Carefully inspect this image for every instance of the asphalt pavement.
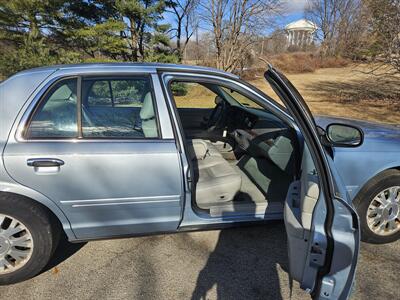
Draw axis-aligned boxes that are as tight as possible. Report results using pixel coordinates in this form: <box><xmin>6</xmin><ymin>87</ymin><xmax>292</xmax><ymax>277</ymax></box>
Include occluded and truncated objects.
<box><xmin>0</xmin><ymin>222</ymin><xmax>398</xmax><ymax>300</ymax></box>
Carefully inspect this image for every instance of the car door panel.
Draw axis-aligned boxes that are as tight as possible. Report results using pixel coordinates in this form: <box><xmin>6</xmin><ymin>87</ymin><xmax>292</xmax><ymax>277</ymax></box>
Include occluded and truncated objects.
<box><xmin>265</xmin><ymin>68</ymin><xmax>359</xmax><ymax>299</ymax></box>
<box><xmin>4</xmin><ymin>140</ymin><xmax>183</xmax><ymax>239</ymax></box>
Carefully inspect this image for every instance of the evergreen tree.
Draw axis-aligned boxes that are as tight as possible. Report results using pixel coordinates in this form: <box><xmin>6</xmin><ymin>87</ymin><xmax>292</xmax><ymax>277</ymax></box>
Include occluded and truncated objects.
<box><xmin>0</xmin><ymin>0</ymin><xmax>179</xmax><ymax>76</ymax></box>
<box><xmin>115</xmin><ymin>0</ymin><xmax>167</xmax><ymax>61</ymax></box>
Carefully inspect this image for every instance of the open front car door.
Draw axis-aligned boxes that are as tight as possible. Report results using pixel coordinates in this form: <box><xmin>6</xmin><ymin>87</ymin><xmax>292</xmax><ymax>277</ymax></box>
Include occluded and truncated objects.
<box><xmin>264</xmin><ymin>66</ymin><xmax>360</xmax><ymax>299</ymax></box>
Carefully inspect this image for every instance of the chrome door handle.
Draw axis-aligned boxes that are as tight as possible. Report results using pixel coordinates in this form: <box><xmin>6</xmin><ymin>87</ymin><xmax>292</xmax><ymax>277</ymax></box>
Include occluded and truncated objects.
<box><xmin>27</xmin><ymin>158</ymin><xmax>65</xmax><ymax>168</ymax></box>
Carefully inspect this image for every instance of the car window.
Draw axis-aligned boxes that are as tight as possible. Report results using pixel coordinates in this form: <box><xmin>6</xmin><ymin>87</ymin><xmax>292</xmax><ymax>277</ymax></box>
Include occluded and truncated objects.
<box><xmin>170</xmin><ymin>82</ymin><xmax>217</xmax><ymax>108</ymax></box>
<box><xmin>88</xmin><ymin>81</ymin><xmax>112</xmax><ymax>106</ymax></box>
<box><xmin>26</xmin><ymin>78</ymin><xmax>78</xmax><ymax>139</ymax></box>
<box><xmin>82</xmin><ymin>77</ymin><xmax>159</xmax><ymax>138</ymax></box>
<box><xmin>220</xmin><ymin>86</ymin><xmax>264</xmax><ymax>109</ymax></box>
<box><xmin>111</xmin><ymin>80</ymin><xmax>147</xmax><ymax>107</ymax></box>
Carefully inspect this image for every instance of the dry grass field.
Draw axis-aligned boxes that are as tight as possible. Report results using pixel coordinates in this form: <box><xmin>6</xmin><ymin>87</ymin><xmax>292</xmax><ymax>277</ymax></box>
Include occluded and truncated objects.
<box><xmin>175</xmin><ymin>64</ymin><xmax>400</xmax><ymax>125</ymax></box>
<box><xmin>252</xmin><ymin>64</ymin><xmax>400</xmax><ymax>124</ymax></box>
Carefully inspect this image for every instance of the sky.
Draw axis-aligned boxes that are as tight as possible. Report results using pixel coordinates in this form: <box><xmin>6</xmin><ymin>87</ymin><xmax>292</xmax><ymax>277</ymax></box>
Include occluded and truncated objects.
<box><xmin>163</xmin><ymin>0</ymin><xmax>309</xmax><ymax>38</ymax></box>
<box><xmin>277</xmin><ymin>0</ymin><xmax>308</xmax><ymax>27</ymax></box>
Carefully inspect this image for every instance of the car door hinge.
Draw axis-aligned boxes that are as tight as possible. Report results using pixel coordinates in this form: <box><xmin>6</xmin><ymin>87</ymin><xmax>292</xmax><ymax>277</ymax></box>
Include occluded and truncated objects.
<box><xmin>186</xmin><ymin>169</ymin><xmax>192</xmax><ymax>191</ymax></box>
<box><xmin>319</xmin><ymin>277</ymin><xmax>335</xmax><ymax>299</ymax></box>
<box><xmin>309</xmin><ymin>243</ymin><xmax>325</xmax><ymax>267</ymax></box>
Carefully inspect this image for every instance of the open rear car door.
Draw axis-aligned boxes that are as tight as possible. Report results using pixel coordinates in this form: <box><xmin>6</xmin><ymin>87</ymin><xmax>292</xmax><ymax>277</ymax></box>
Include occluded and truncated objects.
<box><xmin>264</xmin><ymin>66</ymin><xmax>360</xmax><ymax>299</ymax></box>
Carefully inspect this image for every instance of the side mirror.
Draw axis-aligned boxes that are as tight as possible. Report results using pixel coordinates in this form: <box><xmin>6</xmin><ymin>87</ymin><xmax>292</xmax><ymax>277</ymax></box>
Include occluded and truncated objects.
<box><xmin>326</xmin><ymin>123</ymin><xmax>364</xmax><ymax>147</ymax></box>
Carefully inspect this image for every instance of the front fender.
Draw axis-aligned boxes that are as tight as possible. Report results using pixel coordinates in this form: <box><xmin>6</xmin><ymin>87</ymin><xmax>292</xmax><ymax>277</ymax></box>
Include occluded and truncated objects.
<box><xmin>334</xmin><ymin>150</ymin><xmax>400</xmax><ymax>200</ymax></box>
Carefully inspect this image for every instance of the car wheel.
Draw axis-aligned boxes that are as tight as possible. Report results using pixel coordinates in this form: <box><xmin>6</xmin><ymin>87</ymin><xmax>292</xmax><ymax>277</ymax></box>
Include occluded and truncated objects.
<box><xmin>353</xmin><ymin>169</ymin><xmax>400</xmax><ymax>244</ymax></box>
<box><xmin>0</xmin><ymin>194</ymin><xmax>59</xmax><ymax>285</ymax></box>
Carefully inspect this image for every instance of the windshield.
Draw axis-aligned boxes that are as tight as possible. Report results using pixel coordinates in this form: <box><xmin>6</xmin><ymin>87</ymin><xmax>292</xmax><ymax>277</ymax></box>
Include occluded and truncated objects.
<box><xmin>219</xmin><ymin>86</ymin><xmax>264</xmax><ymax>109</ymax></box>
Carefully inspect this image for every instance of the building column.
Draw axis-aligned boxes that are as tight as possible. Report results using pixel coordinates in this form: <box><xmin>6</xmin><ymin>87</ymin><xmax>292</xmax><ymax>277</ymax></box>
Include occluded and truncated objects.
<box><xmin>293</xmin><ymin>31</ymin><xmax>296</xmax><ymax>46</ymax></box>
<box><xmin>301</xmin><ymin>31</ymin><xmax>304</xmax><ymax>47</ymax></box>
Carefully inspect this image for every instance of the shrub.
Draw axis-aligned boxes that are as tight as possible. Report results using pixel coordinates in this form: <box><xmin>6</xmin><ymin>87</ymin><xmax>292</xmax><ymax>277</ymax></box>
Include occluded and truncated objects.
<box><xmin>239</xmin><ymin>52</ymin><xmax>351</xmax><ymax>80</ymax></box>
<box><xmin>171</xmin><ymin>82</ymin><xmax>188</xmax><ymax>96</ymax></box>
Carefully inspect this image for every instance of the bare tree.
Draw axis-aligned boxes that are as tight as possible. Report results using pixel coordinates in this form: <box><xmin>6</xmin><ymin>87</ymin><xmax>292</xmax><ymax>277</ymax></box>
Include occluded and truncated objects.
<box><xmin>199</xmin><ymin>0</ymin><xmax>281</xmax><ymax>72</ymax></box>
<box><xmin>167</xmin><ymin>0</ymin><xmax>199</xmax><ymax>61</ymax></box>
<box><xmin>362</xmin><ymin>0</ymin><xmax>400</xmax><ymax>75</ymax></box>
<box><xmin>305</xmin><ymin>0</ymin><xmax>362</xmax><ymax>57</ymax></box>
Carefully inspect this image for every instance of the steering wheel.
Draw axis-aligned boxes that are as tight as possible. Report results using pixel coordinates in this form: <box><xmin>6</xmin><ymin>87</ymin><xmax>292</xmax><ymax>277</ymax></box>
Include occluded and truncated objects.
<box><xmin>206</xmin><ymin>96</ymin><xmax>226</xmax><ymax>130</ymax></box>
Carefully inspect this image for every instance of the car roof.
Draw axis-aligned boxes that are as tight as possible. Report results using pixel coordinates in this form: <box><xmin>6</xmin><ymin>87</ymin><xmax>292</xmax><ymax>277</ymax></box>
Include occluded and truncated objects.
<box><xmin>16</xmin><ymin>62</ymin><xmax>240</xmax><ymax>79</ymax></box>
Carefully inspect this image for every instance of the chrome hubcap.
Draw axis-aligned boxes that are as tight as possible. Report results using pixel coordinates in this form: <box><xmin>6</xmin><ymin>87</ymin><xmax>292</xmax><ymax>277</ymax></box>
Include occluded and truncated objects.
<box><xmin>367</xmin><ymin>186</ymin><xmax>400</xmax><ymax>236</ymax></box>
<box><xmin>0</xmin><ymin>214</ymin><xmax>34</xmax><ymax>274</ymax></box>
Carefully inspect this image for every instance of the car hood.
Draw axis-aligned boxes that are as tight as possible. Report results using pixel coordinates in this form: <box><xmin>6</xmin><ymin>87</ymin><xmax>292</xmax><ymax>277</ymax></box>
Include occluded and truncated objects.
<box><xmin>315</xmin><ymin>116</ymin><xmax>400</xmax><ymax>149</ymax></box>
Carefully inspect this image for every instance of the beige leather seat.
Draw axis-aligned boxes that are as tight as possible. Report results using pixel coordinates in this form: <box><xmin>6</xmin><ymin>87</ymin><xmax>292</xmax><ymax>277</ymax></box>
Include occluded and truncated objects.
<box><xmin>188</xmin><ymin>139</ymin><xmax>222</xmax><ymax>160</ymax></box>
<box><xmin>189</xmin><ymin>139</ymin><xmax>241</xmax><ymax>209</ymax></box>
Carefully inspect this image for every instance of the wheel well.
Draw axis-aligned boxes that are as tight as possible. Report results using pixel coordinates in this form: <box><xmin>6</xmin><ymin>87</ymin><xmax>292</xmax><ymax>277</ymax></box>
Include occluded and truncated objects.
<box><xmin>0</xmin><ymin>191</ymin><xmax>63</xmax><ymax>234</ymax></box>
<box><xmin>353</xmin><ymin>167</ymin><xmax>400</xmax><ymax>203</ymax></box>
<box><xmin>377</xmin><ymin>167</ymin><xmax>400</xmax><ymax>176</ymax></box>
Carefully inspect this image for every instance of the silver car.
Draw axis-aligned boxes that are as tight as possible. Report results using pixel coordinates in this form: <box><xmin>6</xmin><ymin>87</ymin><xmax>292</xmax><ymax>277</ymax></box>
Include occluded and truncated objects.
<box><xmin>0</xmin><ymin>63</ymin><xmax>361</xmax><ymax>298</ymax></box>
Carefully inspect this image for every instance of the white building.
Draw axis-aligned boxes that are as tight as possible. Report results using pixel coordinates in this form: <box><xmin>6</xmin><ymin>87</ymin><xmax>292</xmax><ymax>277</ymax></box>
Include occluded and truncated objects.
<box><xmin>285</xmin><ymin>19</ymin><xmax>318</xmax><ymax>47</ymax></box>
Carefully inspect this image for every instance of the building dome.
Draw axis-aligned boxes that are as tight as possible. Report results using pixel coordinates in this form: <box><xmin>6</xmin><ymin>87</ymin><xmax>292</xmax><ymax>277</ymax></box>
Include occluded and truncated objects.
<box><xmin>285</xmin><ymin>19</ymin><xmax>318</xmax><ymax>32</ymax></box>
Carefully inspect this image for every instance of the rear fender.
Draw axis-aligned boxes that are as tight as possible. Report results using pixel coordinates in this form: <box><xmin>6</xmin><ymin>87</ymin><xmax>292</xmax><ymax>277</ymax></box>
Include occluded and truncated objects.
<box><xmin>0</xmin><ymin>181</ymin><xmax>76</xmax><ymax>240</ymax></box>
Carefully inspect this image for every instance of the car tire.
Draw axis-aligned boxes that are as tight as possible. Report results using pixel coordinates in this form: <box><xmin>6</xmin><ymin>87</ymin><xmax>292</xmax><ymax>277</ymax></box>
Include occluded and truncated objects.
<box><xmin>353</xmin><ymin>169</ymin><xmax>400</xmax><ymax>244</ymax></box>
<box><xmin>0</xmin><ymin>193</ymin><xmax>60</xmax><ymax>285</ymax></box>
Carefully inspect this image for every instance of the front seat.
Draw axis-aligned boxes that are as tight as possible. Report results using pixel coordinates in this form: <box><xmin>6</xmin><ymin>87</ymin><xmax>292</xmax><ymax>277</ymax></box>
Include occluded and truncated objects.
<box><xmin>140</xmin><ymin>92</ymin><xmax>158</xmax><ymax>137</ymax></box>
<box><xmin>206</xmin><ymin>96</ymin><xmax>225</xmax><ymax>131</ymax></box>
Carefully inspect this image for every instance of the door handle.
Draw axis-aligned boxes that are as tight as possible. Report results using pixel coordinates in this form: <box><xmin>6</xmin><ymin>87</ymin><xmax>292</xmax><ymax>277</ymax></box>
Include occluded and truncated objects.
<box><xmin>27</xmin><ymin>158</ymin><xmax>65</xmax><ymax>168</ymax></box>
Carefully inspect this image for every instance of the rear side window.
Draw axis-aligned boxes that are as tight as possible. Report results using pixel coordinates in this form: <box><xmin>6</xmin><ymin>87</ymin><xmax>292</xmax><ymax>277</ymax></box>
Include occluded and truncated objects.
<box><xmin>25</xmin><ymin>76</ymin><xmax>159</xmax><ymax>140</ymax></box>
<box><xmin>111</xmin><ymin>79</ymin><xmax>147</xmax><ymax>107</ymax></box>
<box><xmin>82</xmin><ymin>77</ymin><xmax>158</xmax><ymax>138</ymax></box>
<box><xmin>25</xmin><ymin>78</ymin><xmax>78</xmax><ymax>139</ymax></box>
<box><xmin>88</xmin><ymin>81</ymin><xmax>112</xmax><ymax>106</ymax></box>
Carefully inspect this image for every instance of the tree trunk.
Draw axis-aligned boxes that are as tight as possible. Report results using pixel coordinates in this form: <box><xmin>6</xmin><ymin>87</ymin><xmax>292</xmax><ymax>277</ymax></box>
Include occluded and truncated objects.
<box><xmin>176</xmin><ymin>17</ymin><xmax>183</xmax><ymax>61</ymax></box>
<box><xmin>129</xmin><ymin>18</ymin><xmax>138</xmax><ymax>61</ymax></box>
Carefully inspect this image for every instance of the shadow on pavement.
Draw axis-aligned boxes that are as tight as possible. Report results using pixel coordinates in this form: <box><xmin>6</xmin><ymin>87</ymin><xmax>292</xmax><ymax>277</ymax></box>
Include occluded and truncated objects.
<box><xmin>41</xmin><ymin>234</ymin><xmax>87</xmax><ymax>273</ymax></box>
<box><xmin>191</xmin><ymin>221</ymin><xmax>289</xmax><ymax>300</ymax></box>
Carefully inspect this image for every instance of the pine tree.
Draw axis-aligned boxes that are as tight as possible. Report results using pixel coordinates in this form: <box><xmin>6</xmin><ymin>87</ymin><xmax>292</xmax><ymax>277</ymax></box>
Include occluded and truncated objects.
<box><xmin>115</xmin><ymin>0</ymin><xmax>167</xmax><ymax>61</ymax></box>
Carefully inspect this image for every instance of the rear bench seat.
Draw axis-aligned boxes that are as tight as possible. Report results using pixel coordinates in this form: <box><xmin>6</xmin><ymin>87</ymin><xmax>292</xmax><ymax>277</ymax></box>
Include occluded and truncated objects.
<box><xmin>189</xmin><ymin>139</ymin><xmax>241</xmax><ymax>209</ymax></box>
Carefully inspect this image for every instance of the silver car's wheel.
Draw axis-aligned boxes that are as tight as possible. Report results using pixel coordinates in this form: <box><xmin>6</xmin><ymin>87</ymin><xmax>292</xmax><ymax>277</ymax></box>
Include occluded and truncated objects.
<box><xmin>0</xmin><ymin>194</ymin><xmax>59</xmax><ymax>285</ymax></box>
<box><xmin>0</xmin><ymin>214</ymin><xmax>34</xmax><ymax>274</ymax></box>
<box><xmin>354</xmin><ymin>169</ymin><xmax>400</xmax><ymax>244</ymax></box>
<box><xmin>367</xmin><ymin>186</ymin><xmax>400</xmax><ymax>236</ymax></box>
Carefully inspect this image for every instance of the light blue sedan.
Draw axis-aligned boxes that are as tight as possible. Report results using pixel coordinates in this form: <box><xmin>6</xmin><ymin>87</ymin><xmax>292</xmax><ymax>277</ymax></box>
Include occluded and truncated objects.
<box><xmin>316</xmin><ymin>116</ymin><xmax>400</xmax><ymax>244</ymax></box>
<box><xmin>0</xmin><ymin>63</ymin><xmax>393</xmax><ymax>299</ymax></box>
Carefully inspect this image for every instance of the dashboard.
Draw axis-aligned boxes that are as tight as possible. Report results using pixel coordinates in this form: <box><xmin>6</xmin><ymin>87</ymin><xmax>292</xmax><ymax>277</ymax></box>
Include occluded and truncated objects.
<box><xmin>227</xmin><ymin>106</ymin><xmax>288</xmax><ymax>132</ymax></box>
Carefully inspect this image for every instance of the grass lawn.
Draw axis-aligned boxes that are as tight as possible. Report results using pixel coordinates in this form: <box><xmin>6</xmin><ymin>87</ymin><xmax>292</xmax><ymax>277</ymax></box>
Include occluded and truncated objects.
<box><xmin>252</xmin><ymin>65</ymin><xmax>400</xmax><ymax>124</ymax></box>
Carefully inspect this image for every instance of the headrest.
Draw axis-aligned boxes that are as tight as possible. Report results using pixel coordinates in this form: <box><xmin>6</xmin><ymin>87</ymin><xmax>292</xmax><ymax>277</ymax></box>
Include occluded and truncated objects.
<box><xmin>140</xmin><ymin>92</ymin><xmax>155</xmax><ymax>120</ymax></box>
<box><xmin>215</xmin><ymin>96</ymin><xmax>223</xmax><ymax>105</ymax></box>
<box><xmin>53</xmin><ymin>84</ymin><xmax>76</xmax><ymax>101</ymax></box>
